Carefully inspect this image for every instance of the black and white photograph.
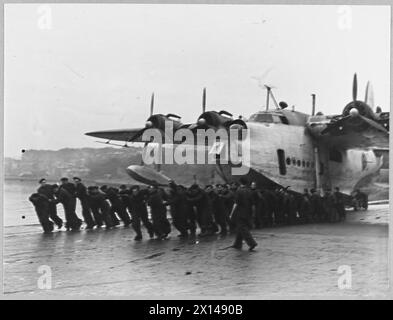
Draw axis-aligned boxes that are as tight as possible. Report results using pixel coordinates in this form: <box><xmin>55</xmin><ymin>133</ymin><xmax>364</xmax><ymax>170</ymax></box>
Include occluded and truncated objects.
<box><xmin>2</xmin><ymin>2</ymin><xmax>391</xmax><ymax>299</ymax></box>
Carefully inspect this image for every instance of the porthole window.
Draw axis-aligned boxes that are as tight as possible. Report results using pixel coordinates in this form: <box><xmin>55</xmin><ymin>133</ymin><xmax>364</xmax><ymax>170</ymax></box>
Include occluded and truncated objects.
<box><xmin>306</xmin><ymin>161</ymin><xmax>310</xmax><ymax>168</ymax></box>
<box><xmin>292</xmin><ymin>158</ymin><xmax>296</xmax><ymax>165</ymax></box>
<box><xmin>297</xmin><ymin>160</ymin><xmax>301</xmax><ymax>167</ymax></box>
<box><xmin>286</xmin><ymin>157</ymin><xmax>291</xmax><ymax>165</ymax></box>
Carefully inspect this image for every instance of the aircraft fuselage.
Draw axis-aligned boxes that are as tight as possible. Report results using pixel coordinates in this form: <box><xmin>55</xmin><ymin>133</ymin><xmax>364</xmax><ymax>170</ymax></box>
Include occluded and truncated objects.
<box><xmin>134</xmin><ymin>109</ymin><xmax>382</xmax><ymax>195</ymax></box>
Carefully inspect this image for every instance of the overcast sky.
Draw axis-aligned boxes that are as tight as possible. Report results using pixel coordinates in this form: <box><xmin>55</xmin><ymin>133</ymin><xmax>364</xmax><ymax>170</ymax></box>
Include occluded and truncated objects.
<box><xmin>4</xmin><ymin>4</ymin><xmax>390</xmax><ymax>158</ymax></box>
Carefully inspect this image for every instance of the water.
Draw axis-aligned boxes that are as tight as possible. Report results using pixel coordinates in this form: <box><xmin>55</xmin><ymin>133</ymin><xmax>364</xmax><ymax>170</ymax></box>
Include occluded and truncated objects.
<box><xmin>3</xmin><ymin>179</ymin><xmax>65</xmax><ymax>227</ymax></box>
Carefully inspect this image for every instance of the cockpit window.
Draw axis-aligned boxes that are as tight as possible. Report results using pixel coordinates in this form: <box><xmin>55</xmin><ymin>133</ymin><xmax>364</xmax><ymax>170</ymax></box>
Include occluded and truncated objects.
<box><xmin>249</xmin><ymin>113</ymin><xmax>274</xmax><ymax>123</ymax></box>
<box><xmin>279</xmin><ymin>116</ymin><xmax>289</xmax><ymax>124</ymax></box>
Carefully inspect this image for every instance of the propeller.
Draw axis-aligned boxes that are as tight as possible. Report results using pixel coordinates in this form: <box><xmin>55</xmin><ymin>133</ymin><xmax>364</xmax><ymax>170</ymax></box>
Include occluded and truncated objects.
<box><xmin>352</xmin><ymin>73</ymin><xmax>358</xmax><ymax>102</ymax></box>
<box><xmin>150</xmin><ymin>92</ymin><xmax>154</xmax><ymax>117</ymax></box>
<box><xmin>364</xmin><ymin>81</ymin><xmax>375</xmax><ymax>110</ymax></box>
<box><xmin>129</xmin><ymin>92</ymin><xmax>184</xmax><ymax>144</ymax></box>
<box><xmin>342</xmin><ymin>73</ymin><xmax>376</xmax><ymax>120</ymax></box>
<box><xmin>324</xmin><ymin>74</ymin><xmax>386</xmax><ymax>135</ymax></box>
<box><xmin>202</xmin><ymin>88</ymin><xmax>206</xmax><ymax>113</ymax></box>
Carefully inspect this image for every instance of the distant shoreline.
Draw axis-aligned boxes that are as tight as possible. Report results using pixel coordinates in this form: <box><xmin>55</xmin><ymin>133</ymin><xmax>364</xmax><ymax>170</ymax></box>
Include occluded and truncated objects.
<box><xmin>4</xmin><ymin>176</ymin><xmax>143</xmax><ymax>187</ymax></box>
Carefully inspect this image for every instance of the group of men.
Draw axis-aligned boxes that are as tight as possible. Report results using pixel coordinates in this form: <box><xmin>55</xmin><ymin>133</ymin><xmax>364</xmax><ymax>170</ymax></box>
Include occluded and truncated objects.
<box><xmin>28</xmin><ymin>176</ymin><xmax>348</xmax><ymax>251</ymax></box>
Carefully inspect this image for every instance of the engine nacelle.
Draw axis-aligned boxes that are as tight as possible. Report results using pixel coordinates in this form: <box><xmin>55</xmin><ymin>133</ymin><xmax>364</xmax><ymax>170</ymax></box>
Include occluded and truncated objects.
<box><xmin>191</xmin><ymin>110</ymin><xmax>233</xmax><ymax>131</ymax></box>
<box><xmin>342</xmin><ymin>101</ymin><xmax>376</xmax><ymax>120</ymax></box>
<box><xmin>145</xmin><ymin>114</ymin><xmax>183</xmax><ymax>132</ymax></box>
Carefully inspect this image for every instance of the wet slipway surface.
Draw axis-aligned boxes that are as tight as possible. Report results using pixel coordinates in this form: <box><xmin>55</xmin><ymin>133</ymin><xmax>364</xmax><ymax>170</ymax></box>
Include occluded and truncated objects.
<box><xmin>3</xmin><ymin>204</ymin><xmax>389</xmax><ymax>298</ymax></box>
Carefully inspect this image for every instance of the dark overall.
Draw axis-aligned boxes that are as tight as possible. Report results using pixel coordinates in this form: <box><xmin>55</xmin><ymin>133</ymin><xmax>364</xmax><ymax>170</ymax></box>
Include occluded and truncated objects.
<box><xmin>334</xmin><ymin>191</ymin><xmax>346</xmax><ymax>221</ymax></box>
<box><xmin>148</xmin><ymin>190</ymin><xmax>171</xmax><ymax>238</ymax></box>
<box><xmin>187</xmin><ymin>188</ymin><xmax>216</xmax><ymax>235</ymax></box>
<box><xmin>129</xmin><ymin>190</ymin><xmax>155</xmax><ymax>239</ymax></box>
<box><xmin>208</xmin><ymin>190</ymin><xmax>227</xmax><ymax>235</ymax></box>
<box><xmin>106</xmin><ymin>188</ymin><xmax>132</xmax><ymax>226</ymax></box>
<box><xmin>232</xmin><ymin>186</ymin><xmax>258</xmax><ymax>249</ymax></box>
<box><xmin>55</xmin><ymin>188</ymin><xmax>82</xmax><ymax>230</ymax></box>
<box><xmin>75</xmin><ymin>183</ymin><xmax>95</xmax><ymax>228</ymax></box>
<box><xmin>87</xmin><ymin>192</ymin><xmax>114</xmax><ymax>228</ymax></box>
<box><xmin>37</xmin><ymin>184</ymin><xmax>63</xmax><ymax>228</ymax></box>
<box><xmin>29</xmin><ymin>193</ymin><xmax>54</xmax><ymax>233</ymax></box>
<box><xmin>166</xmin><ymin>188</ymin><xmax>188</xmax><ymax>237</ymax></box>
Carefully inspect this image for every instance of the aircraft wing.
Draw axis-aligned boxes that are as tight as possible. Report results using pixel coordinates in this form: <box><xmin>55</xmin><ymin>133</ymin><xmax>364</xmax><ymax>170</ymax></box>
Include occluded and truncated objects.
<box><xmin>85</xmin><ymin>128</ymin><xmax>145</xmax><ymax>143</ymax></box>
<box><xmin>320</xmin><ymin>115</ymin><xmax>389</xmax><ymax>149</ymax></box>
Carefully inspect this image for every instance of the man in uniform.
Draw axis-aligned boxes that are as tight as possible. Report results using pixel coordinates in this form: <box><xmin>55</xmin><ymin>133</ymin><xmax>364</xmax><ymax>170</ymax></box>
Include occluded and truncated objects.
<box><xmin>310</xmin><ymin>188</ymin><xmax>323</xmax><ymax>222</ymax></box>
<box><xmin>179</xmin><ymin>184</ymin><xmax>197</xmax><ymax>237</ymax></box>
<box><xmin>147</xmin><ymin>186</ymin><xmax>171</xmax><ymax>239</ymax></box>
<box><xmin>206</xmin><ymin>185</ymin><xmax>226</xmax><ymax>235</ymax></box>
<box><xmin>299</xmin><ymin>189</ymin><xmax>312</xmax><ymax>223</ymax></box>
<box><xmin>99</xmin><ymin>185</ymin><xmax>120</xmax><ymax>226</ymax></box>
<box><xmin>73</xmin><ymin>177</ymin><xmax>96</xmax><ymax>229</ymax></box>
<box><xmin>230</xmin><ymin>177</ymin><xmax>258</xmax><ymax>251</ymax></box>
<box><xmin>106</xmin><ymin>186</ymin><xmax>132</xmax><ymax>227</ymax></box>
<box><xmin>28</xmin><ymin>192</ymin><xmax>54</xmax><ymax>233</ymax></box>
<box><xmin>129</xmin><ymin>186</ymin><xmax>154</xmax><ymax>240</ymax></box>
<box><xmin>219</xmin><ymin>184</ymin><xmax>236</xmax><ymax>232</ymax></box>
<box><xmin>250</xmin><ymin>182</ymin><xmax>267</xmax><ymax>229</ymax></box>
<box><xmin>274</xmin><ymin>187</ymin><xmax>285</xmax><ymax>225</ymax></box>
<box><xmin>261</xmin><ymin>188</ymin><xmax>276</xmax><ymax>227</ymax></box>
<box><xmin>187</xmin><ymin>184</ymin><xmax>216</xmax><ymax>236</ymax></box>
<box><xmin>334</xmin><ymin>187</ymin><xmax>346</xmax><ymax>221</ymax></box>
<box><xmin>53</xmin><ymin>184</ymin><xmax>82</xmax><ymax>231</ymax></box>
<box><xmin>323</xmin><ymin>188</ymin><xmax>337</xmax><ymax>222</ymax></box>
<box><xmin>87</xmin><ymin>186</ymin><xmax>113</xmax><ymax>229</ymax></box>
<box><xmin>119</xmin><ymin>185</ymin><xmax>132</xmax><ymax>218</ymax></box>
<box><xmin>284</xmin><ymin>188</ymin><xmax>297</xmax><ymax>225</ymax></box>
<box><xmin>37</xmin><ymin>178</ymin><xmax>63</xmax><ymax>229</ymax></box>
<box><xmin>165</xmin><ymin>181</ymin><xmax>189</xmax><ymax>239</ymax></box>
<box><xmin>59</xmin><ymin>177</ymin><xmax>77</xmax><ymax>213</ymax></box>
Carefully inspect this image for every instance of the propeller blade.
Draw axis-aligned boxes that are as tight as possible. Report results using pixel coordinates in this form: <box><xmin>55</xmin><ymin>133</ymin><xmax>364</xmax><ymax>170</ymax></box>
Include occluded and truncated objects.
<box><xmin>364</xmin><ymin>81</ymin><xmax>369</xmax><ymax>102</ymax></box>
<box><xmin>352</xmin><ymin>73</ymin><xmax>358</xmax><ymax>101</ymax></box>
<box><xmin>359</xmin><ymin>114</ymin><xmax>387</xmax><ymax>133</ymax></box>
<box><xmin>364</xmin><ymin>81</ymin><xmax>375</xmax><ymax>109</ymax></box>
<box><xmin>202</xmin><ymin>88</ymin><xmax>206</xmax><ymax>113</ymax></box>
<box><xmin>150</xmin><ymin>92</ymin><xmax>154</xmax><ymax>116</ymax></box>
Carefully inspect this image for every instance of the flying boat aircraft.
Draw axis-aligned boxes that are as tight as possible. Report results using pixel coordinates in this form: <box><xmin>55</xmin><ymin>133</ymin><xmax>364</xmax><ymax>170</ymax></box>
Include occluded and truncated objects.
<box><xmin>85</xmin><ymin>74</ymin><xmax>389</xmax><ymax>195</ymax></box>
